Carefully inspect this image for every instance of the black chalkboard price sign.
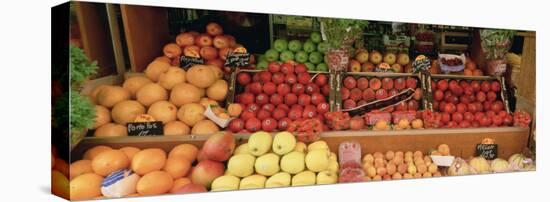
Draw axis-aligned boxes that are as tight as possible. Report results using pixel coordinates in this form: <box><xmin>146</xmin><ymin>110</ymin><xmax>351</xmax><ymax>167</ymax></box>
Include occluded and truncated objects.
<box><xmin>475</xmin><ymin>144</ymin><xmax>498</xmax><ymax>160</ymax></box>
<box><xmin>224</xmin><ymin>53</ymin><xmax>250</xmax><ymax>67</ymax></box>
<box><xmin>180</xmin><ymin>56</ymin><xmax>204</xmax><ymax>69</ymax></box>
<box><xmin>127</xmin><ymin>121</ymin><xmax>164</xmax><ymax>136</ymax></box>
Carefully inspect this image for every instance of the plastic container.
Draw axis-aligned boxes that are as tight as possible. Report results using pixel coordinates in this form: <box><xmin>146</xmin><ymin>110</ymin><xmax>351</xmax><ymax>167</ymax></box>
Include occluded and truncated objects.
<box><xmin>365</xmin><ymin>111</ymin><xmax>391</xmax><ymax>125</ymax></box>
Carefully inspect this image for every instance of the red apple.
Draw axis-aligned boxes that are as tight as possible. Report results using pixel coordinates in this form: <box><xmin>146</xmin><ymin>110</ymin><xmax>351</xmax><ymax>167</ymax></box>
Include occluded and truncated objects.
<box><xmin>280</xmin><ymin>62</ymin><xmax>295</xmax><ymax>74</ymax></box>
<box><xmin>406</xmin><ymin>78</ymin><xmax>418</xmax><ymax>89</ymax></box>
<box><xmin>259</xmin><ymin>71</ymin><xmax>272</xmax><ymax>83</ymax></box>
<box><xmin>434</xmin><ymin>90</ymin><xmax>444</xmax><ymax>101</ymax></box>
<box><xmin>262</xmin><ymin>118</ymin><xmax>277</xmax><ymax>132</ymax></box>
<box><xmin>437</xmin><ymin>80</ymin><xmax>448</xmax><ymax>91</ymax></box>
<box><xmin>344</xmin><ymin>76</ymin><xmax>357</xmax><ymax>89</ymax></box>
<box><xmin>199</xmin><ymin>46</ymin><xmax>218</xmax><ymax>60</ymax></box>
<box><xmin>238</xmin><ymin>92</ymin><xmax>255</xmax><ymax>105</ymax></box>
<box><xmin>357</xmin><ymin>77</ymin><xmax>369</xmax><ymax>90</ymax></box>
<box><xmin>341</xmin><ymin>88</ymin><xmax>350</xmax><ymax>100</ymax></box>
<box><xmin>213</xmin><ymin>35</ymin><xmax>229</xmax><ymax>49</ymax></box>
<box><xmin>491</xmin><ymin>101</ymin><xmax>504</xmax><ymax>112</ymax></box>
<box><xmin>369</xmin><ymin>78</ymin><xmax>382</xmax><ymax>90</ymax></box>
<box><xmin>195</xmin><ymin>34</ymin><xmax>213</xmax><ymax>47</ymax></box>
<box><xmin>486</xmin><ymin>91</ymin><xmax>497</xmax><ymax>102</ymax></box>
<box><xmin>295</xmin><ymin>64</ymin><xmax>307</xmax><ymax>74</ymax></box>
<box><xmin>272</xmin><ymin>108</ymin><xmax>286</xmax><ymax>120</ymax></box>
<box><xmin>452</xmin><ymin>112</ymin><xmax>463</xmax><ymax>123</ymax></box>
<box><xmin>315</xmin><ymin>74</ymin><xmax>328</xmax><ymax>86</ymax></box>
<box><xmin>191</xmin><ymin>160</ymin><xmax>225</xmax><ymax>188</ymax></box>
<box><xmin>175</xmin><ymin>183</ymin><xmax>207</xmax><ymax>194</ymax></box>
<box><xmin>237</xmin><ymin>73</ymin><xmax>251</xmax><ymax>86</ymax></box>
<box><xmin>228</xmin><ymin>118</ymin><xmax>244</xmax><ymax>132</ymax></box>
<box><xmin>298</xmin><ymin>94</ymin><xmax>311</xmax><ymax>106</ymax></box>
<box><xmin>441</xmin><ymin>112</ymin><xmax>451</xmax><ymax>124</ymax></box>
<box><xmin>270</xmin><ymin>94</ymin><xmax>283</xmax><ymax>105</ymax></box>
<box><xmin>408</xmin><ymin>100</ymin><xmax>419</xmax><ymax>111</ymax></box>
<box><xmin>444</xmin><ymin>103</ymin><xmax>456</xmax><ymax>113</ymax></box>
<box><xmin>272</xmin><ymin>72</ymin><xmax>285</xmax><ymax>85</ymax></box>
<box><xmin>278</xmin><ymin>104</ymin><xmax>289</xmax><ymax>112</ymax></box>
<box><xmin>492</xmin><ymin>115</ymin><xmax>503</xmax><ymax>126</ymax></box>
<box><xmin>288</xmin><ymin>108</ymin><xmax>303</xmax><ymax>120</ymax></box>
<box><xmin>302</xmin><ymin>105</ymin><xmax>317</xmax><ymax>118</ymax></box>
<box><xmin>476</xmin><ymin>91</ymin><xmax>486</xmax><ymax>102</ymax></box>
<box><xmin>292</xmin><ymin>83</ymin><xmax>305</xmax><ymax>94</ymax></box>
<box><xmin>317</xmin><ymin>103</ymin><xmax>330</xmax><ymax>114</ymax></box>
<box><xmin>262</xmin><ymin>82</ymin><xmax>277</xmax><ymax>95</ymax></box>
<box><xmin>249</xmin><ymin>82</ymin><xmax>262</xmax><ymax>94</ymax></box>
<box><xmin>362</xmin><ymin>88</ymin><xmax>376</xmax><ymax>101</ymax></box>
<box><xmin>262</xmin><ymin>104</ymin><xmax>275</xmax><ymax>112</ymax></box>
<box><xmin>256</xmin><ymin>93</ymin><xmax>269</xmax><ymax>105</ymax></box>
<box><xmin>305</xmin><ymin>83</ymin><xmax>320</xmax><ymax>94</ymax></box>
<box><xmin>375</xmin><ymin>89</ymin><xmax>388</xmax><ymax>100</ymax></box>
<box><xmin>350</xmin><ymin>116</ymin><xmax>365</xmax><ymax>130</ymax></box>
<box><xmin>286</xmin><ymin>73</ymin><xmax>297</xmax><ymax>84</ymax></box>
<box><xmin>414</xmin><ymin>88</ymin><xmax>422</xmax><ymax>100</ymax></box>
<box><xmin>246</xmin><ymin>103</ymin><xmax>260</xmax><ymax>113</ymax></box>
<box><xmin>206</xmin><ymin>22</ymin><xmax>223</xmax><ymax>36</ymax></box>
<box><xmin>206</xmin><ymin>59</ymin><xmax>224</xmax><ymax>68</ymax></box>
<box><xmin>176</xmin><ymin>32</ymin><xmax>195</xmax><ymax>47</ymax></box>
<box><xmin>268</xmin><ymin>62</ymin><xmax>281</xmax><ymax>73</ymax></box>
<box><xmin>277</xmin><ymin>83</ymin><xmax>291</xmax><ymax>95</ymax></box>
<box><xmin>240</xmin><ymin>110</ymin><xmax>256</xmax><ymax>121</ymax></box>
<box><xmin>322</xmin><ymin>85</ymin><xmax>330</xmax><ymax>96</ymax></box>
<box><xmin>284</xmin><ymin>94</ymin><xmax>298</xmax><ymax>105</ymax></box>
<box><xmin>350</xmin><ymin>88</ymin><xmax>363</xmax><ymax>101</ymax></box>
<box><xmin>245</xmin><ymin>118</ymin><xmax>262</xmax><ymax>132</ymax></box>
<box><xmin>252</xmin><ymin>73</ymin><xmax>260</xmax><ymax>82</ymax></box>
<box><xmin>464</xmin><ymin>112</ymin><xmax>474</xmax><ymax>122</ymax></box>
<box><xmin>311</xmin><ymin>93</ymin><xmax>325</xmax><ymax>105</ymax></box>
<box><xmin>278</xmin><ymin>118</ymin><xmax>292</xmax><ymax>130</ymax></box>
<box><xmin>471</xmin><ymin>81</ymin><xmax>481</xmax><ymax>92</ymax></box>
<box><xmin>457</xmin><ymin>103</ymin><xmax>467</xmax><ymax>113</ymax></box>
<box><xmin>297</xmin><ymin>73</ymin><xmax>312</xmax><ymax>85</ymax></box>
<box><xmin>394</xmin><ymin>78</ymin><xmax>406</xmax><ymax>90</ymax></box>
<box><xmin>344</xmin><ymin>99</ymin><xmax>357</xmax><ymax>109</ymax></box>
<box><xmin>382</xmin><ymin>78</ymin><xmax>394</xmax><ymax>90</ymax></box>
<box><xmin>395</xmin><ymin>101</ymin><xmax>408</xmax><ymax>111</ymax></box>
<box><xmin>481</xmin><ymin>81</ymin><xmax>491</xmax><ymax>92</ymax></box>
<box><xmin>218</xmin><ymin>47</ymin><xmax>233</xmax><ymax>60</ymax></box>
<box><xmin>491</xmin><ymin>81</ymin><xmax>501</xmax><ymax>92</ymax></box>
<box><xmin>388</xmin><ymin>89</ymin><xmax>399</xmax><ymax>97</ymax></box>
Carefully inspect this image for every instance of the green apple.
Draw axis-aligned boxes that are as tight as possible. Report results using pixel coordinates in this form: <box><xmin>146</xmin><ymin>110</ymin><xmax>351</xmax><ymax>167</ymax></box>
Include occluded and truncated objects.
<box><xmin>248</xmin><ymin>131</ymin><xmax>272</xmax><ymax>156</ymax></box>
<box><xmin>317</xmin><ymin>41</ymin><xmax>329</xmax><ymax>53</ymax></box>
<box><xmin>307</xmin><ymin>140</ymin><xmax>329</xmax><ymax>153</ymax></box>
<box><xmin>272</xmin><ymin>131</ymin><xmax>296</xmax><ymax>155</ymax></box>
<box><xmin>305</xmin><ymin>62</ymin><xmax>315</xmax><ymax>71</ymax></box>
<box><xmin>280</xmin><ymin>151</ymin><xmax>305</xmax><ymax>174</ymax></box>
<box><xmin>211</xmin><ymin>175</ymin><xmax>240</xmax><ymax>191</ymax></box>
<box><xmin>288</xmin><ymin>39</ymin><xmax>302</xmax><ymax>52</ymax></box>
<box><xmin>273</xmin><ymin>39</ymin><xmax>288</xmax><ymax>52</ymax></box>
<box><xmin>316</xmin><ymin>170</ymin><xmax>338</xmax><ymax>185</ymax></box>
<box><xmin>291</xmin><ymin>170</ymin><xmax>316</xmax><ymax>186</ymax></box>
<box><xmin>303</xmin><ymin>41</ymin><xmax>316</xmax><ymax>53</ymax></box>
<box><xmin>258</xmin><ymin>54</ymin><xmax>267</xmax><ymax>63</ymax></box>
<box><xmin>256</xmin><ymin>60</ymin><xmax>268</xmax><ymax>70</ymax></box>
<box><xmin>227</xmin><ymin>154</ymin><xmax>256</xmax><ymax>177</ymax></box>
<box><xmin>295</xmin><ymin>51</ymin><xmax>309</xmax><ymax>63</ymax></box>
<box><xmin>305</xmin><ymin>149</ymin><xmax>330</xmax><ymax>172</ymax></box>
<box><xmin>265</xmin><ymin>49</ymin><xmax>279</xmax><ymax>62</ymax></box>
<box><xmin>234</xmin><ymin>143</ymin><xmax>250</xmax><ymax>155</ymax></box>
<box><xmin>316</xmin><ymin>63</ymin><xmax>328</xmax><ymax>72</ymax></box>
<box><xmin>239</xmin><ymin>174</ymin><xmax>266</xmax><ymax>190</ymax></box>
<box><xmin>294</xmin><ymin>142</ymin><xmax>307</xmax><ymax>153</ymax></box>
<box><xmin>327</xmin><ymin>160</ymin><xmax>339</xmax><ymax>173</ymax></box>
<box><xmin>265</xmin><ymin>172</ymin><xmax>291</xmax><ymax>188</ymax></box>
<box><xmin>279</xmin><ymin>50</ymin><xmax>295</xmax><ymax>62</ymax></box>
<box><xmin>254</xmin><ymin>153</ymin><xmax>280</xmax><ymax>176</ymax></box>
<box><xmin>310</xmin><ymin>32</ymin><xmax>322</xmax><ymax>43</ymax></box>
<box><xmin>308</xmin><ymin>52</ymin><xmax>323</xmax><ymax>64</ymax></box>
<box><xmin>288</xmin><ymin>40</ymin><xmax>302</xmax><ymax>52</ymax></box>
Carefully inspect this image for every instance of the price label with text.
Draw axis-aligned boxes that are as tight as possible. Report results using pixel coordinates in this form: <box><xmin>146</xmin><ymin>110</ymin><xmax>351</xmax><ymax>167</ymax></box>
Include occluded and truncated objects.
<box><xmin>127</xmin><ymin>121</ymin><xmax>163</xmax><ymax>136</ymax></box>
<box><xmin>475</xmin><ymin>144</ymin><xmax>498</xmax><ymax>160</ymax></box>
<box><xmin>180</xmin><ymin>56</ymin><xmax>204</xmax><ymax>69</ymax></box>
<box><xmin>224</xmin><ymin>53</ymin><xmax>250</xmax><ymax>67</ymax></box>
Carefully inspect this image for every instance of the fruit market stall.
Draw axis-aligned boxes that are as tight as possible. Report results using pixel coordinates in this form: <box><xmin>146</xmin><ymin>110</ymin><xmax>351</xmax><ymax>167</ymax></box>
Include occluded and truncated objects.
<box><xmin>54</xmin><ymin>2</ymin><xmax>536</xmax><ymax>201</ymax></box>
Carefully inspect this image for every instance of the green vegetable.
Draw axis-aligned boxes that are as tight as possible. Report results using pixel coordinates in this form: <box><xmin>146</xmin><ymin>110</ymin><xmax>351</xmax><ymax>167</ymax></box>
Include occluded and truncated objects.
<box><xmin>53</xmin><ymin>90</ymin><xmax>96</xmax><ymax>145</ymax></box>
<box><xmin>480</xmin><ymin>29</ymin><xmax>516</xmax><ymax>60</ymax></box>
<box><xmin>319</xmin><ymin>18</ymin><xmax>368</xmax><ymax>53</ymax></box>
<box><xmin>70</xmin><ymin>44</ymin><xmax>98</xmax><ymax>88</ymax></box>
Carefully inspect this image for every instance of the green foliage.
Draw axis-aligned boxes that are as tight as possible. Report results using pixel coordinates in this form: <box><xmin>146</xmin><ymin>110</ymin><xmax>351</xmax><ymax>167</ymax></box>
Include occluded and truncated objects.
<box><xmin>54</xmin><ymin>90</ymin><xmax>96</xmax><ymax>134</ymax></box>
<box><xmin>319</xmin><ymin>18</ymin><xmax>369</xmax><ymax>52</ymax></box>
<box><xmin>480</xmin><ymin>29</ymin><xmax>516</xmax><ymax>60</ymax></box>
<box><xmin>70</xmin><ymin>45</ymin><xmax>98</xmax><ymax>88</ymax></box>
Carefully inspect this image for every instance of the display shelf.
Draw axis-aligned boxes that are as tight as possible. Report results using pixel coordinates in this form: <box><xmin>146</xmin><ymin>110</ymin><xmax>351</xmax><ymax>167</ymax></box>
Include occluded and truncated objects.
<box><xmin>72</xmin><ymin>127</ymin><xmax>529</xmax><ymax>161</ymax></box>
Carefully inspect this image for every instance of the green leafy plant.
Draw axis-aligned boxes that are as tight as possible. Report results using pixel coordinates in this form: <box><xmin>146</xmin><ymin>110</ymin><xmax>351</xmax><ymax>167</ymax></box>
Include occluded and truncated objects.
<box><xmin>480</xmin><ymin>29</ymin><xmax>516</xmax><ymax>60</ymax></box>
<box><xmin>319</xmin><ymin>18</ymin><xmax>368</xmax><ymax>52</ymax></box>
<box><xmin>70</xmin><ymin>44</ymin><xmax>98</xmax><ymax>88</ymax></box>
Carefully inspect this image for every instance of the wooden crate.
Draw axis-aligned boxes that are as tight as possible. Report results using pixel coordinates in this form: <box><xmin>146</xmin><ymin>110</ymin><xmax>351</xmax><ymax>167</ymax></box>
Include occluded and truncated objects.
<box><xmin>72</xmin><ymin>127</ymin><xmax>529</xmax><ymax>162</ymax></box>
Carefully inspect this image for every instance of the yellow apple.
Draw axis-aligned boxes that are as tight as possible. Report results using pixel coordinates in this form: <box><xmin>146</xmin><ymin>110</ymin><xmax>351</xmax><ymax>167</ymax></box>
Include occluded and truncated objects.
<box><xmin>239</xmin><ymin>174</ymin><xmax>266</xmax><ymax>190</ymax></box>
<box><xmin>248</xmin><ymin>132</ymin><xmax>272</xmax><ymax>156</ymax></box>
<box><xmin>234</xmin><ymin>143</ymin><xmax>249</xmax><ymax>155</ymax></box>
<box><xmin>227</xmin><ymin>154</ymin><xmax>255</xmax><ymax>177</ymax></box>
<box><xmin>292</xmin><ymin>170</ymin><xmax>316</xmax><ymax>186</ymax></box>
<box><xmin>280</xmin><ymin>151</ymin><xmax>305</xmax><ymax>174</ymax></box>
<box><xmin>211</xmin><ymin>175</ymin><xmax>240</xmax><ymax>191</ymax></box>
<box><xmin>307</xmin><ymin>140</ymin><xmax>329</xmax><ymax>153</ymax></box>
<box><xmin>316</xmin><ymin>171</ymin><xmax>338</xmax><ymax>185</ymax></box>
<box><xmin>407</xmin><ymin>163</ymin><xmax>417</xmax><ymax>175</ymax></box>
<box><xmin>294</xmin><ymin>142</ymin><xmax>307</xmax><ymax>153</ymax></box>
<box><xmin>329</xmin><ymin>152</ymin><xmax>337</xmax><ymax>162</ymax></box>
<box><xmin>397</xmin><ymin>53</ymin><xmax>410</xmax><ymax>66</ymax></box>
<box><xmin>355</xmin><ymin>50</ymin><xmax>369</xmax><ymax>63</ymax></box>
<box><xmin>383</xmin><ymin>53</ymin><xmax>396</xmax><ymax>65</ymax></box>
<box><xmin>272</xmin><ymin>132</ymin><xmax>296</xmax><ymax>155</ymax></box>
<box><xmin>254</xmin><ymin>153</ymin><xmax>280</xmax><ymax>176</ymax></box>
<box><xmin>328</xmin><ymin>160</ymin><xmax>339</xmax><ymax>173</ymax></box>
<box><xmin>305</xmin><ymin>150</ymin><xmax>329</xmax><ymax>172</ymax></box>
<box><xmin>369</xmin><ymin>51</ymin><xmax>383</xmax><ymax>65</ymax></box>
<box><xmin>265</xmin><ymin>172</ymin><xmax>291</xmax><ymax>188</ymax></box>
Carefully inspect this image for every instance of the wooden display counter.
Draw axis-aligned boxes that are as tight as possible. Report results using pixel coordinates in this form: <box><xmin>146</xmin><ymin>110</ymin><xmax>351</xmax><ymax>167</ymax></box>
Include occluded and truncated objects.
<box><xmin>72</xmin><ymin>127</ymin><xmax>529</xmax><ymax>161</ymax></box>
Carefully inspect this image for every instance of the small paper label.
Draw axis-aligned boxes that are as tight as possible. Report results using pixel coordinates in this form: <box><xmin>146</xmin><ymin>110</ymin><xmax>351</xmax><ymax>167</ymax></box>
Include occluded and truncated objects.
<box><xmin>224</xmin><ymin>53</ymin><xmax>250</xmax><ymax>67</ymax></box>
<box><xmin>180</xmin><ymin>56</ymin><xmax>204</xmax><ymax>69</ymax></box>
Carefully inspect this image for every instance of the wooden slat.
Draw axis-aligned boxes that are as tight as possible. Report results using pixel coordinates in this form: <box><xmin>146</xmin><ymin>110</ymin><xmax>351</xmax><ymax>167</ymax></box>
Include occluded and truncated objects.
<box><xmin>74</xmin><ymin>2</ymin><xmax>116</xmax><ymax>76</ymax></box>
<box><xmin>72</xmin><ymin>127</ymin><xmax>529</xmax><ymax>162</ymax></box>
<box><xmin>121</xmin><ymin>5</ymin><xmax>170</xmax><ymax>73</ymax></box>
<box><xmin>517</xmin><ymin>33</ymin><xmax>536</xmax><ymax>104</ymax></box>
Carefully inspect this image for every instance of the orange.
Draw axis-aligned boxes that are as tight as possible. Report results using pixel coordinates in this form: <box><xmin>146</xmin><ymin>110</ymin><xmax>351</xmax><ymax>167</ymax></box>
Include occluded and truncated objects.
<box><xmin>83</xmin><ymin>145</ymin><xmax>113</xmax><ymax>160</ymax></box>
<box><xmin>91</xmin><ymin>150</ymin><xmax>130</xmax><ymax>176</ymax></box>
<box><xmin>170</xmin><ymin>177</ymin><xmax>192</xmax><ymax>193</ymax></box>
<box><xmin>163</xmin><ymin>157</ymin><xmax>192</xmax><ymax>179</ymax></box>
<box><xmin>69</xmin><ymin>160</ymin><xmax>93</xmax><ymax>179</ymax></box>
<box><xmin>168</xmin><ymin>144</ymin><xmax>199</xmax><ymax>162</ymax></box>
<box><xmin>120</xmin><ymin>147</ymin><xmax>141</xmax><ymax>161</ymax></box>
<box><xmin>70</xmin><ymin>173</ymin><xmax>103</xmax><ymax>200</ymax></box>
